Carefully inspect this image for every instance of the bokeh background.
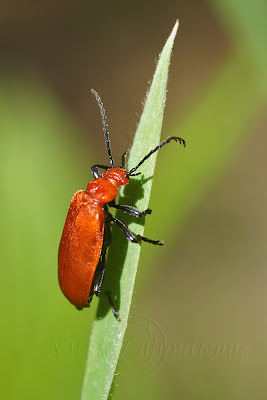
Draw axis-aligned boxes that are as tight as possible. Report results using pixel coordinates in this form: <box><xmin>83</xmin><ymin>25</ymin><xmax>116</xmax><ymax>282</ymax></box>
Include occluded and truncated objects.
<box><xmin>1</xmin><ymin>1</ymin><xmax>266</xmax><ymax>399</ymax></box>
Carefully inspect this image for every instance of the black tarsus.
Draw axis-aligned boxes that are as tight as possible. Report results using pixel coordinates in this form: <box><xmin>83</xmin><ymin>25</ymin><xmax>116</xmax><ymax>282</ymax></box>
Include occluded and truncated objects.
<box><xmin>127</xmin><ymin>136</ymin><xmax>186</xmax><ymax>177</ymax></box>
<box><xmin>96</xmin><ymin>291</ymin><xmax>120</xmax><ymax>320</ymax></box>
<box><xmin>91</xmin><ymin>89</ymin><xmax>115</xmax><ymax>168</ymax></box>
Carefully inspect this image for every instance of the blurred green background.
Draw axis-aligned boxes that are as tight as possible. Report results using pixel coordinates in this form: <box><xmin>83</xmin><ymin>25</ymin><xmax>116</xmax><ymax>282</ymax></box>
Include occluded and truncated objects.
<box><xmin>0</xmin><ymin>1</ymin><xmax>266</xmax><ymax>399</ymax></box>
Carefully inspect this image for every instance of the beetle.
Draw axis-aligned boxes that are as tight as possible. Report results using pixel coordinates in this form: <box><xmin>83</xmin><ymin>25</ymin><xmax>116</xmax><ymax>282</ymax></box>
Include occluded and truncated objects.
<box><xmin>58</xmin><ymin>89</ymin><xmax>186</xmax><ymax>319</ymax></box>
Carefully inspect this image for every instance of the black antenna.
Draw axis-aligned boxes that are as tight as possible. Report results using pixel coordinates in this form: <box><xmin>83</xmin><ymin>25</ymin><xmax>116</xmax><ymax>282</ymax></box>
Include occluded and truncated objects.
<box><xmin>127</xmin><ymin>136</ymin><xmax>186</xmax><ymax>177</ymax></box>
<box><xmin>91</xmin><ymin>89</ymin><xmax>114</xmax><ymax>167</ymax></box>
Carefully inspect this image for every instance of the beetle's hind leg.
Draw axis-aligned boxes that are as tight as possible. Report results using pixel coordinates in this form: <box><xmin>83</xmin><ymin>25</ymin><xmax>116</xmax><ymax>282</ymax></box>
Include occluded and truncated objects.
<box><xmin>96</xmin><ymin>290</ymin><xmax>120</xmax><ymax>320</ymax></box>
<box><xmin>91</xmin><ymin>221</ymin><xmax>120</xmax><ymax>320</ymax></box>
<box><xmin>92</xmin><ymin>251</ymin><xmax>120</xmax><ymax>320</ymax></box>
<box><xmin>110</xmin><ymin>215</ymin><xmax>163</xmax><ymax>246</ymax></box>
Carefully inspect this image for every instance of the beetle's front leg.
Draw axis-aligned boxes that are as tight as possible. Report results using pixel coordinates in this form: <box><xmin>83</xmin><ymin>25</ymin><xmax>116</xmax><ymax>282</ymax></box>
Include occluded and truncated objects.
<box><xmin>91</xmin><ymin>165</ymin><xmax>110</xmax><ymax>179</ymax></box>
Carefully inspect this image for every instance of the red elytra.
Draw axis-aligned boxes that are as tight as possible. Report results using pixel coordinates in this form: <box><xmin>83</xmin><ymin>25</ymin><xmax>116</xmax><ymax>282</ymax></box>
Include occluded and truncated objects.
<box><xmin>58</xmin><ymin>89</ymin><xmax>186</xmax><ymax>319</ymax></box>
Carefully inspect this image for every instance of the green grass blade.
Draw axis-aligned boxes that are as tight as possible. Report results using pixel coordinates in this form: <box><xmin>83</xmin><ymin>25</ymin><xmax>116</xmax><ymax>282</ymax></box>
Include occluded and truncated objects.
<box><xmin>209</xmin><ymin>0</ymin><xmax>267</xmax><ymax>94</ymax></box>
<box><xmin>81</xmin><ymin>21</ymin><xmax>180</xmax><ymax>400</ymax></box>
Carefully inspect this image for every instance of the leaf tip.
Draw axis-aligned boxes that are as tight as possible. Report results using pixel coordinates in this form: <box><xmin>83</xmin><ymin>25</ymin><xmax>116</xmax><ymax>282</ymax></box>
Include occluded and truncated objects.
<box><xmin>173</xmin><ymin>19</ymin><xmax>179</xmax><ymax>35</ymax></box>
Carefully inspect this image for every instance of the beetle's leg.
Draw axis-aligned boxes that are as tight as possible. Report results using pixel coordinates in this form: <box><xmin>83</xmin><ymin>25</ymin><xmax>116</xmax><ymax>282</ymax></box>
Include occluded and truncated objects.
<box><xmin>91</xmin><ymin>220</ymin><xmax>120</xmax><ymax>320</ymax></box>
<box><xmin>92</xmin><ymin>219</ymin><xmax>111</xmax><ymax>294</ymax></box>
<box><xmin>110</xmin><ymin>215</ymin><xmax>163</xmax><ymax>246</ymax></box>
<box><xmin>96</xmin><ymin>291</ymin><xmax>120</xmax><ymax>320</ymax></box>
<box><xmin>92</xmin><ymin>251</ymin><xmax>107</xmax><ymax>296</ymax></box>
<box><xmin>91</xmin><ymin>165</ymin><xmax>110</xmax><ymax>179</ymax></box>
<box><xmin>93</xmin><ymin>251</ymin><xmax>120</xmax><ymax>320</ymax></box>
<box><xmin>109</xmin><ymin>201</ymin><xmax>152</xmax><ymax>218</ymax></box>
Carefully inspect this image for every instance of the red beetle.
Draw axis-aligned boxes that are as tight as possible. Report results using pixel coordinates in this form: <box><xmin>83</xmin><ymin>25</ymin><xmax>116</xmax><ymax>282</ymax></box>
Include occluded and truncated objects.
<box><xmin>58</xmin><ymin>89</ymin><xmax>186</xmax><ymax>319</ymax></box>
